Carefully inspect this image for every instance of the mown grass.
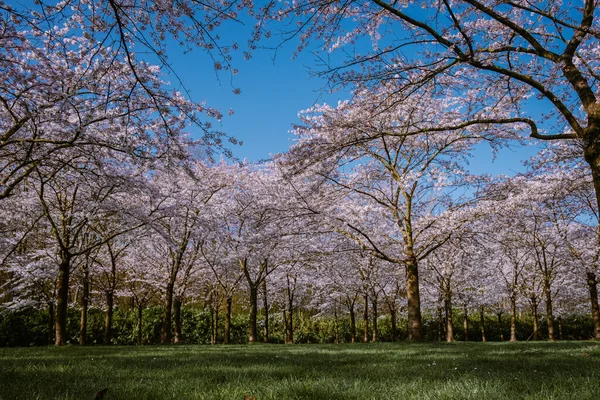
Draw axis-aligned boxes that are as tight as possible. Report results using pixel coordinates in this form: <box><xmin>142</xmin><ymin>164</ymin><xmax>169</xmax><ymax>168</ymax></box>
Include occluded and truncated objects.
<box><xmin>0</xmin><ymin>342</ymin><xmax>599</xmax><ymax>400</ymax></box>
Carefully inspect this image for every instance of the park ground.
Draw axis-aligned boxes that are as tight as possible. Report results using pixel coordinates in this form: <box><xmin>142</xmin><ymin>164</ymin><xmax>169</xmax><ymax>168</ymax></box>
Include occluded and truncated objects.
<box><xmin>0</xmin><ymin>342</ymin><xmax>599</xmax><ymax>400</ymax></box>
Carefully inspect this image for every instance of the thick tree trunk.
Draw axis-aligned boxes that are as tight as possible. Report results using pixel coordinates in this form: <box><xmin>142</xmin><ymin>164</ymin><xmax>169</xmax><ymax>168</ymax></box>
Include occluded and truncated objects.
<box><xmin>248</xmin><ymin>285</ymin><xmax>258</xmax><ymax>343</ymax></box>
<box><xmin>363</xmin><ymin>292</ymin><xmax>369</xmax><ymax>343</ymax></box>
<box><xmin>371</xmin><ymin>296</ymin><xmax>378</xmax><ymax>342</ymax></box>
<box><xmin>79</xmin><ymin>268</ymin><xmax>89</xmax><ymax>345</ymax></box>
<box><xmin>479</xmin><ymin>306</ymin><xmax>486</xmax><ymax>342</ymax></box>
<box><xmin>531</xmin><ymin>297</ymin><xmax>540</xmax><ymax>340</ymax></box>
<box><xmin>173</xmin><ymin>296</ymin><xmax>183</xmax><ymax>344</ymax></box>
<box><xmin>224</xmin><ymin>296</ymin><xmax>232</xmax><ymax>344</ymax></box>
<box><xmin>160</xmin><ymin>281</ymin><xmax>174</xmax><ymax>344</ymax></box>
<box><xmin>463</xmin><ymin>306</ymin><xmax>469</xmax><ymax>341</ymax></box>
<box><xmin>137</xmin><ymin>305</ymin><xmax>143</xmax><ymax>345</ymax></box>
<box><xmin>55</xmin><ymin>255</ymin><xmax>71</xmax><ymax>346</ymax></box>
<box><xmin>445</xmin><ymin>292</ymin><xmax>454</xmax><ymax>342</ymax></box>
<box><xmin>585</xmin><ymin>151</ymin><xmax>600</xmax><ymax>338</ymax></box>
<box><xmin>405</xmin><ymin>257</ymin><xmax>422</xmax><ymax>341</ymax></box>
<box><xmin>497</xmin><ymin>312</ymin><xmax>505</xmax><ymax>342</ymax></box>
<box><xmin>586</xmin><ymin>272</ymin><xmax>600</xmax><ymax>340</ymax></box>
<box><xmin>104</xmin><ymin>290</ymin><xmax>114</xmax><ymax>345</ymax></box>
<box><xmin>510</xmin><ymin>297</ymin><xmax>517</xmax><ymax>342</ymax></box>
<box><xmin>543</xmin><ymin>281</ymin><xmax>555</xmax><ymax>341</ymax></box>
<box><xmin>349</xmin><ymin>305</ymin><xmax>356</xmax><ymax>343</ymax></box>
<box><xmin>262</xmin><ymin>280</ymin><xmax>269</xmax><ymax>343</ymax></box>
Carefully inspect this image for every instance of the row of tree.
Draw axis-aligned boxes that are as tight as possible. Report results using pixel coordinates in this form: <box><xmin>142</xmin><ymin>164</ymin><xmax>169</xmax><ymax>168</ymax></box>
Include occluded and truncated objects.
<box><xmin>2</xmin><ymin>1</ymin><xmax>600</xmax><ymax>345</ymax></box>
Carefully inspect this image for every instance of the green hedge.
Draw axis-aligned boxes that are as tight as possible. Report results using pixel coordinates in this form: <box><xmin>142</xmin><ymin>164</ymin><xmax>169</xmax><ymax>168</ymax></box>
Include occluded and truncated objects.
<box><xmin>0</xmin><ymin>306</ymin><xmax>596</xmax><ymax>347</ymax></box>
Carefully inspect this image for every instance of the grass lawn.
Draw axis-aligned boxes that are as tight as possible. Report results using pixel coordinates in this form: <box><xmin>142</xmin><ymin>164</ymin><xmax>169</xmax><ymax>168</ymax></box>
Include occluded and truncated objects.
<box><xmin>0</xmin><ymin>342</ymin><xmax>599</xmax><ymax>400</ymax></box>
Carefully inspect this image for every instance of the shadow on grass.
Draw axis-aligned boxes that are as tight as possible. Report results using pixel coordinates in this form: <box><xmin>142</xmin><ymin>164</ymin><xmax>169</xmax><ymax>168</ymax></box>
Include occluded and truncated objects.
<box><xmin>0</xmin><ymin>342</ymin><xmax>599</xmax><ymax>399</ymax></box>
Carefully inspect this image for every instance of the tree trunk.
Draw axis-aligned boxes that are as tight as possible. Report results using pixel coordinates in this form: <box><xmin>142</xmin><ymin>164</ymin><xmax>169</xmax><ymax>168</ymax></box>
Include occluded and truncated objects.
<box><xmin>104</xmin><ymin>290</ymin><xmax>114</xmax><ymax>345</ymax></box>
<box><xmin>79</xmin><ymin>268</ymin><xmax>89</xmax><ymax>345</ymax></box>
<box><xmin>160</xmin><ymin>281</ymin><xmax>174</xmax><ymax>344</ymax></box>
<box><xmin>390</xmin><ymin>305</ymin><xmax>397</xmax><ymax>342</ymax></box>
<box><xmin>349</xmin><ymin>305</ymin><xmax>356</xmax><ymax>343</ymax></box>
<box><xmin>497</xmin><ymin>312</ymin><xmax>504</xmax><ymax>342</ymax></box>
<box><xmin>212</xmin><ymin>299</ymin><xmax>219</xmax><ymax>345</ymax></box>
<box><xmin>558</xmin><ymin>315</ymin><xmax>564</xmax><ymax>340</ymax></box>
<box><xmin>262</xmin><ymin>279</ymin><xmax>269</xmax><ymax>343</ymax></box>
<box><xmin>248</xmin><ymin>285</ymin><xmax>258</xmax><ymax>343</ymax></box>
<box><xmin>137</xmin><ymin>305</ymin><xmax>143</xmax><ymax>345</ymax></box>
<box><xmin>363</xmin><ymin>292</ymin><xmax>369</xmax><ymax>343</ymax></box>
<box><xmin>510</xmin><ymin>297</ymin><xmax>517</xmax><ymax>342</ymax></box>
<box><xmin>585</xmin><ymin>151</ymin><xmax>600</xmax><ymax>337</ymax></box>
<box><xmin>544</xmin><ymin>280</ymin><xmax>555</xmax><ymax>341</ymax></box>
<box><xmin>173</xmin><ymin>296</ymin><xmax>183</xmax><ymax>344</ymax></box>
<box><xmin>531</xmin><ymin>297</ymin><xmax>540</xmax><ymax>340</ymax></box>
<box><xmin>445</xmin><ymin>291</ymin><xmax>454</xmax><ymax>342</ymax></box>
<box><xmin>479</xmin><ymin>306</ymin><xmax>486</xmax><ymax>342</ymax></box>
<box><xmin>437</xmin><ymin>301</ymin><xmax>444</xmax><ymax>342</ymax></box>
<box><xmin>586</xmin><ymin>272</ymin><xmax>600</xmax><ymax>340</ymax></box>
<box><xmin>463</xmin><ymin>306</ymin><xmax>469</xmax><ymax>341</ymax></box>
<box><xmin>371</xmin><ymin>295</ymin><xmax>378</xmax><ymax>342</ymax></box>
<box><xmin>55</xmin><ymin>254</ymin><xmax>70</xmax><ymax>346</ymax></box>
<box><xmin>334</xmin><ymin>305</ymin><xmax>340</xmax><ymax>344</ymax></box>
<box><xmin>224</xmin><ymin>296</ymin><xmax>232</xmax><ymax>344</ymax></box>
<box><xmin>405</xmin><ymin>257</ymin><xmax>422</xmax><ymax>341</ymax></box>
<box><xmin>48</xmin><ymin>302</ymin><xmax>55</xmax><ymax>345</ymax></box>
<box><xmin>286</xmin><ymin>284</ymin><xmax>294</xmax><ymax>344</ymax></box>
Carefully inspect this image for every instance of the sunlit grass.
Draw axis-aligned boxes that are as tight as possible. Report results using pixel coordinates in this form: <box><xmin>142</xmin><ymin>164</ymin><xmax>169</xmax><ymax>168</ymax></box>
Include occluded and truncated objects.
<box><xmin>0</xmin><ymin>342</ymin><xmax>599</xmax><ymax>399</ymax></box>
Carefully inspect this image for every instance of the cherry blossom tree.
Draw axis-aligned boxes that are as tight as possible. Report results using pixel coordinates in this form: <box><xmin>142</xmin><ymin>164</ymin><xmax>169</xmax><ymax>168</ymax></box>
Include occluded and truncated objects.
<box><xmin>258</xmin><ymin>0</ymin><xmax>600</xmax><ymax>214</ymax></box>
<box><xmin>1</xmin><ymin>0</ymin><xmax>249</xmax><ymax>199</ymax></box>
<box><xmin>285</xmin><ymin>85</ymin><xmax>488</xmax><ymax>341</ymax></box>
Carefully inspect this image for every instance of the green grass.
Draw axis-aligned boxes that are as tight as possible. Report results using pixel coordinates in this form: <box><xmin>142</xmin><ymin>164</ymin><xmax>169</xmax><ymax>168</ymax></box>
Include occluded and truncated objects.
<box><xmin>1</xmin><ymin>342</ymin><xmax>599</xmax><ymax>400</ymax></box>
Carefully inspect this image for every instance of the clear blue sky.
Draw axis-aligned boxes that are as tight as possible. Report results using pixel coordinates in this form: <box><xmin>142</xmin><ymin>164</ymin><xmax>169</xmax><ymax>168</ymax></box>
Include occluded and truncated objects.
<box><xmin>161</xmin><ymin>11</ymin><xmax>540</xmax><ymax>175</ymax></box>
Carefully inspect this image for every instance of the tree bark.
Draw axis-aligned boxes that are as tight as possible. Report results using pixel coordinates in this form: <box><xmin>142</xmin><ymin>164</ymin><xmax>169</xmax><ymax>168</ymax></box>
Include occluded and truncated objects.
<box><xmin>531</xmin><ymin>297</ymin><xmax>540</xmax><ymax>340</ymax></box>
<box><xmin>390</xmin><ymin>305</ymin><xmax>397</xmax><ymax>342</ymax></box>
<box><xmin>371</xmin><ymin>295</ymin><xmax>378</xmax><ymax>342</ymax></box>
<box><xmin>173</xmin><ymin>296</ymin><xmax>183</xmax><ymax>344</ymax></box>
<box><xmin>437</xmin><ymin>300</ymin><xmax>444</xmax><ymax>342</ymax></box>
<box><xmin>79</xmin><ymin>267</ymin><xmax>89</xmax><ymax>345</ymax></box>
<box><xmin>286</xmin><ymin>280</ymin><xmax>294</xmax><ymax>344</ymax></box>
<box><xmin>334</xmin><ymin>305</ymin><xmax>340</xmax><ymax>344</ymax></box>
<box><xmin>445</xmin><ymin>291</ymin><xmax>454</xmax><ymax>342</ymax></box>
<box><xmin>363</xmin><ymin>292</ymin><xmax>369</xmax><ymax>343</ymax></box>
<box><xmin>262</xmin><ymin>279</ymin><xmax>269</xmax><ymax>343</ymax></box>
<box><xmin>349</xmin><ymin>305</ymin><xmax>356</xmax><ymax>343</ymax></box>
<box><xmin>557</xmin><ymin>315</ymin><xmax>564</xmax><ymax>340</ymax></box>
<box><xmin>586</xmin><ymin>272</ymin><xmax>600</xmax><ymax>340</ymax></box>
<box><xmin>248</xmin><ymin>285</ymin><xmax>258</xmax><ymax>343</ymax></box>
<box><xmin>543</xmin><ymin>280</ymin><xmax>555</xmax><ymax>341</ymax></box>
<box><xmin>48</xmin><ymin>302</ymin><xmax>55</xmax><ymax>345</ymax></box>
<box><xmin>55</xmin><ymin>254</ymin><xmax>70</xmax><ymax>346</ymax></box>
<box><xmin>463</xmin><ymin>305</ymin><xmax>469</xmax><ymax>341</ymax></box>
<box><xmin>137</xmin><ymin>305</ymin><xmax>143</xmax><ymax>345</ymax></box>
<box><xmin>104</xmin><ymin>290</ymin><xmax>114</xmax><ymax>345</ymax></box>
<box><xmin>510</xmin><ymin>297</ymin><xmax>517</xmax><ymax>342</ymax></box>
<box><xmin>479</xmin><ymin>306</ymin><xmax>486</xmax><ymax>342</ymax></box>
<box><xmin>160</xmin><ymin>281</ymin><xmax>174</xmax><ymax>344</ymax></box>
<box><xmin>211</xmin><ymin>298</ymin><xmax>219</xmax><ymax>345</ymax></box>
<box><xmin>405</xmin><ymin>257</ymin><xmax>422</xmax><ymax>341</ymax></box>
<box><xmin>224</xmin><ymin>296</ymin><xmax>232</xmax><ymax>344</ymax></box>
<box><xmin>497</xmin><ymin>312</ymin><xmax>504</xmax><ymax>342</ymax></box>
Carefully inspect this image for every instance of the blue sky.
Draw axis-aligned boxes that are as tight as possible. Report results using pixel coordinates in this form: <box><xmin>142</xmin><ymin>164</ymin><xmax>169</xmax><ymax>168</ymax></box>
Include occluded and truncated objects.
<box><xmin>164</xmin><ymin>14</ymin><xmax>541</xmax><ymax>176</ymax></box>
